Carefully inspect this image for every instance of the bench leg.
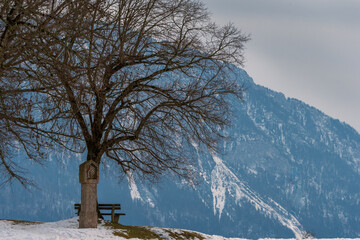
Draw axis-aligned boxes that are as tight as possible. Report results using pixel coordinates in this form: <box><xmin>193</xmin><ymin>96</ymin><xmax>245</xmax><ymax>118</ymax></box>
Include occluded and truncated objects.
<box><xmin>111</xmin><ymin>206</ymin><xmax>115</xmax><ymax>223</ymax></box>
<box><xmin>113</xmin><ymin>214</ymin><xmax>120</xmax><ymax>223</ymax></box>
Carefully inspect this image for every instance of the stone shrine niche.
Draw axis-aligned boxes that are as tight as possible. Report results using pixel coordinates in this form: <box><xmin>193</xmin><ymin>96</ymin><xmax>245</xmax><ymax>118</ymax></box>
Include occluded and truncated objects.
<box><xmin>87</xmin><ymin>163</ymin><xmax>97</xmax><ymax>179</ymax></box>
<box><xmin>79</xmin><ymin>160</ymin><xmax>99</xmax><ymax>184</ymax></box>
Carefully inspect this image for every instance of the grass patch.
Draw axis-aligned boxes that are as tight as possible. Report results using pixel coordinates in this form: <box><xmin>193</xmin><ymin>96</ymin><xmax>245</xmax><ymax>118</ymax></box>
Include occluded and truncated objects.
<box><xmin>105</xmin><ymin>222</ymin><xmax>162</xmax><ymax>239</ymax></box>
<box><xmin>164</xmin><ymin>229</ymin><xmax>206</xmax><ymax>240</ymax></box>
<box><xmin>105</xmin><ymin>221</ymin><xmax>206</xmax><ymax>240</ymax></box>
<box><xmin>0</xmin><ymin>219</ymin><xmax>42</xmax><ymax>225</ymax></box>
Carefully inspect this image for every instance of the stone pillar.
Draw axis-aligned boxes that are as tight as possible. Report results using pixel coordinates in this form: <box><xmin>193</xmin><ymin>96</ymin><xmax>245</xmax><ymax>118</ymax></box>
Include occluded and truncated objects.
<box><xmin>79</xmin><ymin>160</ymin><xmax>99</xmax><ymax>228</ymax></box>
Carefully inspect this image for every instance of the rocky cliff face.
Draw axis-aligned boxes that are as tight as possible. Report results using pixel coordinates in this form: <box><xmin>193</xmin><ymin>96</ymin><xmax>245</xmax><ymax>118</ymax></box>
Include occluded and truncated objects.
<box><xmin>1</xmin><ymin>67</ymin><xmax>360</xmax><ymax>239</ymax></box>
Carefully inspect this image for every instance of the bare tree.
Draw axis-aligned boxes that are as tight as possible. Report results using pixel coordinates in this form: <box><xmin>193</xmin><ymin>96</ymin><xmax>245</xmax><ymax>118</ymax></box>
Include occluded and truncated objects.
<box><xmin>0</xmin><ymin>0</ymin><xmax>83</xmax><ymax>187</ymax></box>
<box><xmin>2</xmin><ymin>0</ymin><xmax>249</xmax><ymax>227</ymax></box>
<box><xmin>0</xmin><ymin>0</ymin><xmax>53</xmax><ymax>186</ymax></box>
<box><xmin>31</xmin><ymin>0</ymin><xmax>248</xmax><ymax>174</ymax></box>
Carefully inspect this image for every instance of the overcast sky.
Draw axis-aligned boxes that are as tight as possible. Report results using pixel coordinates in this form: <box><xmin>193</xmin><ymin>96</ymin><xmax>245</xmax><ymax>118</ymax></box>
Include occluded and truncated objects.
<box><xmin>204</xmin><ymin>0</ymin><xmax>360</xmax><ymax>132</ymax></box>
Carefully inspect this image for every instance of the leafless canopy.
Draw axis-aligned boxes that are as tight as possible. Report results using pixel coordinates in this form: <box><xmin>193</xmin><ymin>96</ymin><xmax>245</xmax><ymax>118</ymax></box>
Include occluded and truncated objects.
<box><xmin>0</xmin><ymin>0</ymin><xmax>54</xmax><ymax>186</ymax></box>
<box><xmin>1</xmin><ymin>0</ymin><xmax>249</xmax><ymax>184</ymax></box>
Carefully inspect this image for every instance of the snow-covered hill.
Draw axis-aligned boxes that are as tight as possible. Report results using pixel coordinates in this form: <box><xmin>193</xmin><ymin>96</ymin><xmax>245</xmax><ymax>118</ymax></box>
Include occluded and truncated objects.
<box><xmin>1</xmin><ymin>67</ymin><xmax>360</xmax><ymax>239</ymax></box>
<box><xmin>0</xmin><ymin>218</ymin><xmax>245</xmax><ymax>240</ymax></box>
<box><xmin>1</xmin><ymin>218</ymin><xmax>360</xmax><ymax>240</ymax></box>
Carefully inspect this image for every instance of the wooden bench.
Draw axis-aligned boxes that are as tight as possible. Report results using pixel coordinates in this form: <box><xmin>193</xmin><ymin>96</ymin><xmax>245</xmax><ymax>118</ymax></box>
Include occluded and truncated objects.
<box><xmin>74</xmin><ymin>203</ymin><xmax>126</xmax><ymax>223</ymax></box>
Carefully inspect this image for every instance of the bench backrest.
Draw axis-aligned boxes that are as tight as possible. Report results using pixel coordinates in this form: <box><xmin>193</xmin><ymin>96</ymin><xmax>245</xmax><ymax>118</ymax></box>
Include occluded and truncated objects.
<box><xmin>74</xmin><ymin>203</ymin><xmax>121</xmax><ymax>210</ymax></box>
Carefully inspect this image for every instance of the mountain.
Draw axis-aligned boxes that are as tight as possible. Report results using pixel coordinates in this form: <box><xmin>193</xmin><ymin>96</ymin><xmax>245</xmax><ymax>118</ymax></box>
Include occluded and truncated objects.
<box><xmin>1</xmin><ymin>67</ymin><xmax>360</xmax><ymax>239</ymax></box>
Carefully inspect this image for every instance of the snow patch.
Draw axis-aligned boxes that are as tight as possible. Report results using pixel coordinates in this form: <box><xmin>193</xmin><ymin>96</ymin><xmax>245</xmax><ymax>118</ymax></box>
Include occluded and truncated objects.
<box><xmin>211</xmin><ymin>166</ymin><xmax>227</xmax><ymax>218</ymax></box>
<box><xmin>126</xmin><ymin>172</ymin><xmax>156</xmax><ymax>208</ymax></box>
<box><xmin>126</xmin><ymin>171</ymin><xmax>142</xmax><ymax>201</ymax></box>
<box><xmin>210</xmin><ymin>153</ymin><xmax>304</xmax><ymax>239</ymax></box>
<box><xmin>0</xmin><ymin>217</ymin><xmax>119</xmax><ymax>240</ymax></box>
<box><xmin>0</xmin><ymin>218</ymin><xmax>249</xmax><ymax>240</ymax></box>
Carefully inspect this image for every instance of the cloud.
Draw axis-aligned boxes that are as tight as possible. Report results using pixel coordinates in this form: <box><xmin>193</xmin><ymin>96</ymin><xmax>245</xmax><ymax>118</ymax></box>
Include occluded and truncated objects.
<box><xmin>204</xmin><ymin>0</ymin><xmax>360</xmax><ymax>131</ymax></box>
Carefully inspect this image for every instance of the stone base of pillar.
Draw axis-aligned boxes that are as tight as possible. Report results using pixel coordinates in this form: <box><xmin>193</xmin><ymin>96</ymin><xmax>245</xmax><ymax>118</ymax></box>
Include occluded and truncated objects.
<box><xmin>79</xmin><ymin>183</ymin><xmax>98</xmax><ymax>228</ymax></box>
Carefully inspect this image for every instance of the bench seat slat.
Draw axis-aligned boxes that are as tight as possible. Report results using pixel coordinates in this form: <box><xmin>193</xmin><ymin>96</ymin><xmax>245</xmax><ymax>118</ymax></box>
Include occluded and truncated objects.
<box><xmin>98</xmin><ymin>204</ymin><xmax>120</xmax><ymax>206</ymax></box>
<box><xmin>101</xmin><ymin>213</ymin><xmax>126</xmax><ymax>216</ymax></box>
<box><xmin>97</xmin><ymin>207</ymin><xmax>121</xmax><ymax>210</ymax></box>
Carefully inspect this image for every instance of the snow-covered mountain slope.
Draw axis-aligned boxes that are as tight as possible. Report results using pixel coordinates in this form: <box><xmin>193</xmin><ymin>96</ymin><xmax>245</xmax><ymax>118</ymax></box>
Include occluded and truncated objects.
<box><xmin>1</xmin><ymin>67</ymin><xmax>360</xmax><ymax>239</ymax></box>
